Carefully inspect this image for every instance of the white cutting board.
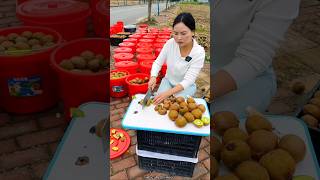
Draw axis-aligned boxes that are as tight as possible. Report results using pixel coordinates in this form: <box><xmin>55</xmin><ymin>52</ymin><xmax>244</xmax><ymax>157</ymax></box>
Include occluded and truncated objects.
<box><xmin>122</xmin><ymin>94</ymin><xmax>210</xmax><ymax>136</ymax></box>
<box><xmin>214</xmin><ymin>115</ymin><xmax>320</xmax><ymax>179</ymax></box>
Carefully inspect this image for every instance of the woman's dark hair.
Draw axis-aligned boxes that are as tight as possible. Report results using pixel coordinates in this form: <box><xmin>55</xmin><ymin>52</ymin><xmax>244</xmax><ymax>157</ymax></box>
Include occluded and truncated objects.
<box><xmin>173</xmin><ymin>12</ymin><xmax>195</xmax><ymax>31</ymax></box>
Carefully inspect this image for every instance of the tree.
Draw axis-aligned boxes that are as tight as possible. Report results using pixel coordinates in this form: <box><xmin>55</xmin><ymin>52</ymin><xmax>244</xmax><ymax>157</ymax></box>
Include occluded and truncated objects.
<box><xmin>148</xmin><ymin>0</ymin><xmax>152</xmax><ymax>21</ymax></box>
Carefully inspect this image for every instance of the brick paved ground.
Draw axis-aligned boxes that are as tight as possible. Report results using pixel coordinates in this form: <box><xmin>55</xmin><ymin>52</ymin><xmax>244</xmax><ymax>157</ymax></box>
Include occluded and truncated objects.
<box><xmin>1</xmin><ymin>0</ymin><xmax>320</xmax><ymax>179</ymax></box>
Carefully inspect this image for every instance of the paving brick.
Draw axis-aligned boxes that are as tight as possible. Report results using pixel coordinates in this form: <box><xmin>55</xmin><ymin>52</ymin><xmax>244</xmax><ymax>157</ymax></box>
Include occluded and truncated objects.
<box><xmin>127</xmin><ymin>130</ymin><xmax>136</xmax><ymax>137</ymax></box>
<box><xmin>0</xmin><ymin>139</ymin><xmax>17</xmax><ymax>154</ymax></box>
<box><xmin>116</xmin><ymin>102</ymin><xmax>129</xmax><ymax>109</ymax></box>
<box><xmin>111</xmin><ymin>120</ymin><xmax>122</xmax><ymax>129</ymax></box>
<box><xmin>0</xmin><ymin>167</ymin><xmax>33</xmax><ymax>180</ymax></box>
<box><xmin>16</xmin><ymin>127</ymin><xmax>64</xmax><ymax>149</ymax></box>
<box><xmin>0</xmin><ymin>6</ymin><xmax>15</xmax><ymax>13</ymax></box>
<box><xmin>131</xmin><ymin>135</ymin><xmax>137</xmax><ymax>145</ymax></box>
<box><xmin>38</xmin><ymin>114</ymin><xmax>65</xmax><ymax>129</ymax></box>
<box><xmin>144</xmin><ymin>172</ymin><xmax>172</xmax><ymax>179</ymax></box>
<box><xmin>49</xmin><ymin>142</ymin><xmax>59</xmax><ymax>155</ymax></box>
<box><xmin>0</xmin><ymin>113</ymin><xmax>10</xmax><ymax>126</ymax></box>
<box><xmin>127</xmin><ymin>165</ymin><xmax>147</xmax><ymax>179</ymax></box>
<box><xmin>204</xmin><ymin>145</ymin><xmax>210</xmax><ymax>155</ymax></box>
<box><xmin>122</xmin><ymin>97</ymin><xmax>131</xmax><ymax>103</ymax></box>
<box><xmin>110</xmin><ymin>170</ymin><xmax>128</xmax><ymax>180</ymax></box>
<box><xmin>111</xmin><ymin>156</ymin><xmax>136</xmax><ymax>173</ymax></box>
<box><xmin>111</xmin><ymin>100</ymin><xmax>122</xmax><ymax>105</ymax></box>
<box><xmin>191</xmin><ymin>163</ymin><xmax>208</xmax><ymax>180</ymax></box>
<box><xmin>31</xmin><ymin>161</ymin><xmax>49</xmax><ymax>179</ymax></box>
<box><xmin>202</xmin><ymin>158</ymin><xmax>210</xmax><ymax>171</ymax></box>
<box><xmin>0</xmin><ymin>147</ymin><xmax>49</xmax><ymax>170</ymax></box>
<box><xmin>111</xmin><ymin>107</ymin><xmax>126</xmax><ymax>117</ymax></box>
<box><xmin>122</xmin><ymin>144</ymin><xmax>136</xmax><ymax>159</ymax></box>
<box><xmin>200</xmin><ymin>137</ymin><xmax>209</xmax><ymax>149</ymax></box>
<box><xmin>198</xmin><ymin>149</ymin><xmax>209</xmax><ymax>162</ymax></box>
<box><xmin>11</xmin><ymin>114</ymin><xmax>37</xmax><ymax>122</ymax></box>
<box><xmin>0</xmin><ymin>120</ymin><xmax>38</xmax><ymax>140</ymax></box>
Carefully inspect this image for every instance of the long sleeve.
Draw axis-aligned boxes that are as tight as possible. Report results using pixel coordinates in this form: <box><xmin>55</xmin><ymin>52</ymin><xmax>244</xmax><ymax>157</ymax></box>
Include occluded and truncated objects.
<box><xmin>150</xmin><ymin>39</ymin><xmax>171</xmax><ymax>77</ymax></box>
<box><xmin>222</xmin><ymin>0</ymin><xmax>300</xmax><ymax>88</ymax></box>
<box><xmin>180</xmin><ymin>48</ymin><xmax>205</xmax><ymax>89</ymax></box>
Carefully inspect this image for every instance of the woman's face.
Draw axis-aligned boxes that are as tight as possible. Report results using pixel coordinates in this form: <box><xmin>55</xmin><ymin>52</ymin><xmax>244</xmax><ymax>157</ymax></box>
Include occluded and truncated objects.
<box><xmin>173</xmin><ymin>22</ymin><xmax>194</xmax><ymax>47</ymax></box>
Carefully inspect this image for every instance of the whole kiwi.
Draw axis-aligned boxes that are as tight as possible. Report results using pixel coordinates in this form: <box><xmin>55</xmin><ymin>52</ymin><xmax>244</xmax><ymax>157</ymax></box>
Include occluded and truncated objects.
<box><xmin>301</xmin><ymin>114</ymin><xmax>318</xmax><ymax>128</ymax></box>
<box><xmin>188</xmin><ymin>103</ymin><xmax>197</xmax><ymax>111</ymax></box>
<box><xmin>278</xmin><ymin>134</ymin><xmax>306</xmax><ymax>163</ymax></box>
<box><xmin>180</xmin><ymin>101</ymin><xmax>188</xmax><ymax>107</ymax></box>
<box><xmin>215</xmin><ymin>174</ymin><xmax>239</xmax><ymax>180</ymax></box>
<box><xmin>248</xmin><ymin>130</ymin><xmax>278</xmax><ymax>160</ymax></box>
<box><xmin>213</xmin><ymin>111</ymin><xmax>239</xmax><ymax>136</ymax></box>
<box><xmin>7</xmin><ymin>33</ymin><xmax>18</xmax><ymax>40</ymax></box>
<box><xmin>191</xmin><ymin>108</ymin><xmax>202</xmax><ymax>119</ymax></box>
<box><xmin>235</xmin><ymin>160</ymin><xmax>270</xmax><ymax>180</ymax></box>
<box><xmin>310</xmin><ymin>98</ymin><xmax>320</xmax><ymax>108</ymax></box>
<box><xmin>211</xmin><ymin>135</ymin><xmax>222</xmax><ymax>161</ymax></box>
<box><xmin>176</xmin><ymin>96</ymin><xmax>185</xmax><ymax>103</ymax></box>
<box><xmin>212</xmin><ymin>157</ymin><xmax>219</xmax><ymax>178</ymax></box>
<box><xmin>315</xmin><ymin>90</ymin><xmax>320</xmax><ymax>98</ymax></box>
<box><xmin>187</xmin><ymin>97</ymin><xmax>195</xmax><ymax>103</ymax></box>
<box><xmin>260</xmin><ymin>149</ymin><xmax>296</xmax><ymax>180</ymax></box>
<box><xmin>245</xmin><ymin>108</ymin><xmax>272</xmax><ymax>134</ymax></box>
<box><xmin>168</xmin><ymin>110</ymin><xmax>179</xmax><ymax>121</ymax></box>
<box><xmin>87</xmin><ymin>59</ymin><xmax>100</xmax><ymax>72</ymax></box>
<box><xmin>198</xmin><ymin>104</ymin><xmax>206</xmax><ymax>113</ymax></box>
<box><xmin>179</xmin><ymin>105</ymin><xmax>189</xmax><ymax>115</ymax></box>
<box><xmin>183</xmin><ymin>112</ymin><xmax>194</xmax><ymax>123</ymax></box>
<box><xmin>169</xmin><ymin>103</ymin><xmax>179</xmax><ymax>111</ymax></box>
<box><xmin>60</xmin><ymin>60</ymin><xmax>74</xmax><ymax>70</ymax></box>
<box><xmin>81</xmin><ymin>50</ymin><xmax>95</xmax><ymax>60</ymax></box>
<box><xmin>303</xmin><ymin>104</ymin><xmax>320</xmax><ymax>119</ymax></box>
<box><xmin>175</xmin><ymin>116</ymin><xmax>187</xmax><ymax>128</ymax></box>
<box><xmin>163</xmin><ymin>102</ymin><xmax>171</xmax><ymax>110</ymax></box>
<box><xmin>21</xmin><ymin>31</ymin><xmax>33</xmax><ymax>39</ymax></box>
<box><xmin>222</xmin><ymin>128</ymin><xmax>248</xmax><ymax>144</ymax></box>
<box><xmin>221</xmin><ymin>140</ymin><xmax>251</xmax><ymax>169</ymax></box>
<box><xmin>158</xmin><ymin>108</ymin><xmax>167</xmax><ymax>115</ymax></box>
<box><xmin>96</xmin><ymin>54</ymin><xmax>104</xmax><ymax>60</ymax></box>
<box><xmin>71</xmin><ymin>56</ymin><xmax>87</xmax><ymax>69</ymax></box>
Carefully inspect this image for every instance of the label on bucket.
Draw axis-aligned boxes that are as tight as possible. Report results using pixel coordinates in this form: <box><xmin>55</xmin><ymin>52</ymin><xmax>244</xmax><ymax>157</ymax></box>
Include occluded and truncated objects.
<box><xmin>8</xmin><ymin>76</ymin><xmax>43</xmax><ymax>97</ymax></box>
<box><xmin>112</xmin><ymin>86</ymin><xmax>124</xmax><ymax>93</ymax></box>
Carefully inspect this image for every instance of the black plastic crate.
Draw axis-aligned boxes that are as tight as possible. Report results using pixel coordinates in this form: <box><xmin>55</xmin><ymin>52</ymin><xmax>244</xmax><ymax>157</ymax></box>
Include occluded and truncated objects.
<box><xmin>138</xmin><ymin>156</ymin><xmax>195</xmax><ymax>177</ymax></box>
<box><xmin>137</xmin><ymin>130</ymin><xmax>201</xmax><ymax>158</ymax></box>
<box><xmin>296</xmin><ymin>80</ymin><xmax>320</xmax><ymax>165</ymax></box>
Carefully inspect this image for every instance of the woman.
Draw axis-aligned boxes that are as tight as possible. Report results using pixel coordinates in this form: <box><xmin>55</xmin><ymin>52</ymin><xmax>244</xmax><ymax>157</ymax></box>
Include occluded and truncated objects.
<box><xmin>148</xmin><ymin>12</ymin><xmax>205</xmax><ymax>105</ymax></box>
<box><xmin>211</xmin><ymin>0</ymin><xmax>300</xmax><ymax>118</ymax></box>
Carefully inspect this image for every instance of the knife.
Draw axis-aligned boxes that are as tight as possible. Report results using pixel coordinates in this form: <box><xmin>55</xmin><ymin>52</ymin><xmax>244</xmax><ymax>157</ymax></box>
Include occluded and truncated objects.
<box><xmin>142</xmin><ymin>88</ymin><xmax>152</xmax><ymax>109</ymax></box>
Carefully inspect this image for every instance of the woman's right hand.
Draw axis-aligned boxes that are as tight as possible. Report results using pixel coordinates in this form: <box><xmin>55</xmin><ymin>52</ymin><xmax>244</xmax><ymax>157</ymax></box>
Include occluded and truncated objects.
<box><xmin>148</xmin><ymin>76</ymin><xmax>157</xmax><ymax>90</ymax></box>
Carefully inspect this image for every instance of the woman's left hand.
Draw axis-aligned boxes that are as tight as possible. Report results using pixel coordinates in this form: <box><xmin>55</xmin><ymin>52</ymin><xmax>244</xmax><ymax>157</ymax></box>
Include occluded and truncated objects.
<box><xmin>153</xmin><ymin>91</ymin><xmax>172</xmax><ymax>105</ymax></box>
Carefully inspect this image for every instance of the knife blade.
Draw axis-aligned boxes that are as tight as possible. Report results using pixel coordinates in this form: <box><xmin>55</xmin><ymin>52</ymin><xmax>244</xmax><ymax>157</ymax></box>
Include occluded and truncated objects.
<box><xmin>142</xmin><ymin>88</ymin><xmax>152</xmax><ymax>109</ymax></box>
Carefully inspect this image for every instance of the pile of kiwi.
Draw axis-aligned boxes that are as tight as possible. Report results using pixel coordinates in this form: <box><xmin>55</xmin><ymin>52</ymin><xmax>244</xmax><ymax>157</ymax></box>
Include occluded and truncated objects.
<box><xmin>301</xmin><ymin>90</ymin><xmax>320</xmax><ymax>129</ymax></box>
<box><xmin>153</xmin><ymin>96</ymin><xmax>209</xmax><ymax>128</ymax></box>
<box><xmin>129</xmin><ymin>77</ymin><xmax>149</xmax><ymax>84</ymax></box>
<box><xmin>0</xmin><ymin>31</ymin><xmax>56</xmax><ymax>54</ymax></box>
<box><xmin>110</xmin><ymin>71</ymin><xmax>128</xmax><ymax>80</ymax></box>
<box><xmin>212</xmin><ymin>108</ymin><xmax>309</xmax><ymax>180</ymax></box>
<box><xmin>59</xmin><ymin>50</ymin><xmax>108</xmax><ymax>73</ymax></box>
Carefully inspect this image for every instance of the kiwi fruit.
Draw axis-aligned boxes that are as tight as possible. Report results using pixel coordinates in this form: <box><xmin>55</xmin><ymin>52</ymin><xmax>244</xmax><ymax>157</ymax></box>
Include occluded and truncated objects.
<box><xmin>158</xmin><ymin>108</ymin><xmax>167</xmax><ymax>115</ymax></box>
<box><xmin>179</xmin><ymin>105</ymin><xmax>189</xmax><ymax>115</ymax></box>
<box><xmin>211</xmin><ymin>135</ymin><xmax>222</xmax><ymax>161</ymax></box>
<box><xmin>259</xmin><ymin>149</ymin><xmax>296</xmax><ymax>180</ymax></box>
<box><xmin>213</xmin><ymin>111</ymin><xmax>239</xmax><ymax>135</ymax></box>
<box><xmin>71</xmin><ymin>56</ymin><xmax>87</xmax><ymax>69</ymax></box>
<box><xmin>291</xmin><ymin>81</ymin><xmax>305</xmax><ymax>94</ymax></box>
<box><xmin>31</xmin><ymin>44</ymin><xmax>42</xmax><ymax>50</ymax></box>
<box><xmin>168</xmin><ymin>110</ymin><xmax>178</xmax><ymax>121</ymax></box>
<box><xmin>303</xmin><ymin>104</ymin><xmax>320</xmax><ymax>119</ymax></box>
<box><xmin>215</xmin><ymin>174</ymin><xmax>240</xmax><ymax>180</ymax></box>
<box><xmin>32</xmin><ymin>32</ymin><xmax>45</xmax><ymax>39</ymax></box>
<box><xmin>212</xmin><ymin>157</ymin><xmax>219</xmax><ymax>178</ymax></box>
<box><xmin>310</xmin><ymin>98</ymin><xmax>320</xmax><ymax>108</ymax></box>
<box><xmin>42</xmin><ymin>34</ymin><xmax>54</xmax><ymax>43</ymax></box>
<box><xmin>234</xmin><ymin>160</ymin><xmax>270</xmax><ymax>180</ymax></box>
<box><xmin>279</xmin><ymin>134</ymin><xmax>306</xmax><ymax>163</ymax></box>
<box><xmin>163</xmin><ymin>99</ymin><xmax>171</xmax><ymax>104</ymax></box>
<box><xmin>188</xmin><ymin>103</ymin><xmax>197</xmax><ymax>111</ymax></box>
<box><xmin>248</xmin><ymin>130</ymin><xmax>278</xmax><ymax>160</ymax></box>
<box><xmin>245</xmin><ymin>108</ymin><xmax>272</xmax><ymax>134</ymax></box>
<box><xmin>163</xmin><ymin>102</ymin><xmax>171</xmax><ymax>110</ymax></box>
<box><xmin>81</xmin><ymin>50</ymin><xmax>95</xmax><ymax>61</ymax></box>
<box><xmin>198</xmin><ymin>104</ymin><xmax>206</xmax><ymax>113</ymax></box>
<box><xmin>99</xmin><ymin>59</ymin><xmax>108</xmax><ymax>69</ymax></box>
<box><xmin>187</xmin><ymin>97</ymin><xmax>195</xmax><ymax>103</ymax></box>
<box><xmin>44</xmin><ymin>41</ymin><xmax>55</xmax><ymax>47</ymax></box>
<box><xmin>28</xmin><ymin>39</ymin><xmax>40</xmax><ymax>46</ymax></box>
<box><xmin>0</xmin><ymin>45</ymin><xmax>5</xmax><ymax>52</ymax></box>
<box><xmin>1</xmin><ymin>40</ymin><xmax>14</xmax><ymax>48</ymax></box>
<box><xmin>87</xmin><ymin>59</ymin><xmax>100</xmax><ymax>72</ymax></box>
<box><xmin>183</xmin><ymin>112</ymin><xmax>194</xmax><ymax>123</ymax></box>
<box><xmin>179</xmin><ymin>101</ymin><xmax>188</xmax><ymax>107</ymax></box>
<box><xmin>176</xmin><ymin>96</ymin><xmax>185</xmax><ymax>103</ymax></box>
<box><xmin>315</xmin><ymin>90</ymin><xmax>320</xmax><ymax>98</ymax></box>
<box><xmin>191</xmin><ymin>108</ymin><xmax>202</xmax><ymax>119</ymax></box>
<box><xmin>7</xmin><ymin>33</ymin><xmax>18</xmax><ymax>40</ymax></box>
<box><xmin>301</xmin><ymin>114</ymin><xmax>318</xmax><ymax>127</ymax></box>
<box><xmin>0</xmin><ymin>35</ymin><xmax>7</xmax><ymax>43</ymax></box>
<box><xmin>60</xmin><ymin>60</ymin><xmax>74</xmax><ymax>70</ymax></box>
<box><xmin>15</xmin><ymin>42</ymin><xmax>30</xmax><ymax>50</ymax></box>
<box><xmin>222</xmin><ymin>128</ymin><xmax>248</xmax><ymax>144</ymax></box>
<box><xmin>15</xmin><ymin>36</ymin><xmax>28</xmax><ymax>43</ymax></box>
<box><xmin>169</xmin><ymin>103</ymin><xmax>179</xmax><ymax>111</ymax></box>
<box><xmin>175</xmin><ymin>116</ymin><xmax>187</xmax><ymax>128</ymax></box>
<box><xmin>96</xmin><ymin>54</ymin><xmax>104</xmax><ymax>60</ymax></box>
<box><xmin>154</xmin><ymin>104</ymin><xmax>162</xmax><ymax>111</ymax></box>
<box><xmin>21</xmin><ymin>31</ymin><xmax>33</xmax><ymax>39</ymax></box>
<box><xmin>221</xmin><ymin>140</ymin><xmax>251</xmax><ymax>169</ymax></box>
